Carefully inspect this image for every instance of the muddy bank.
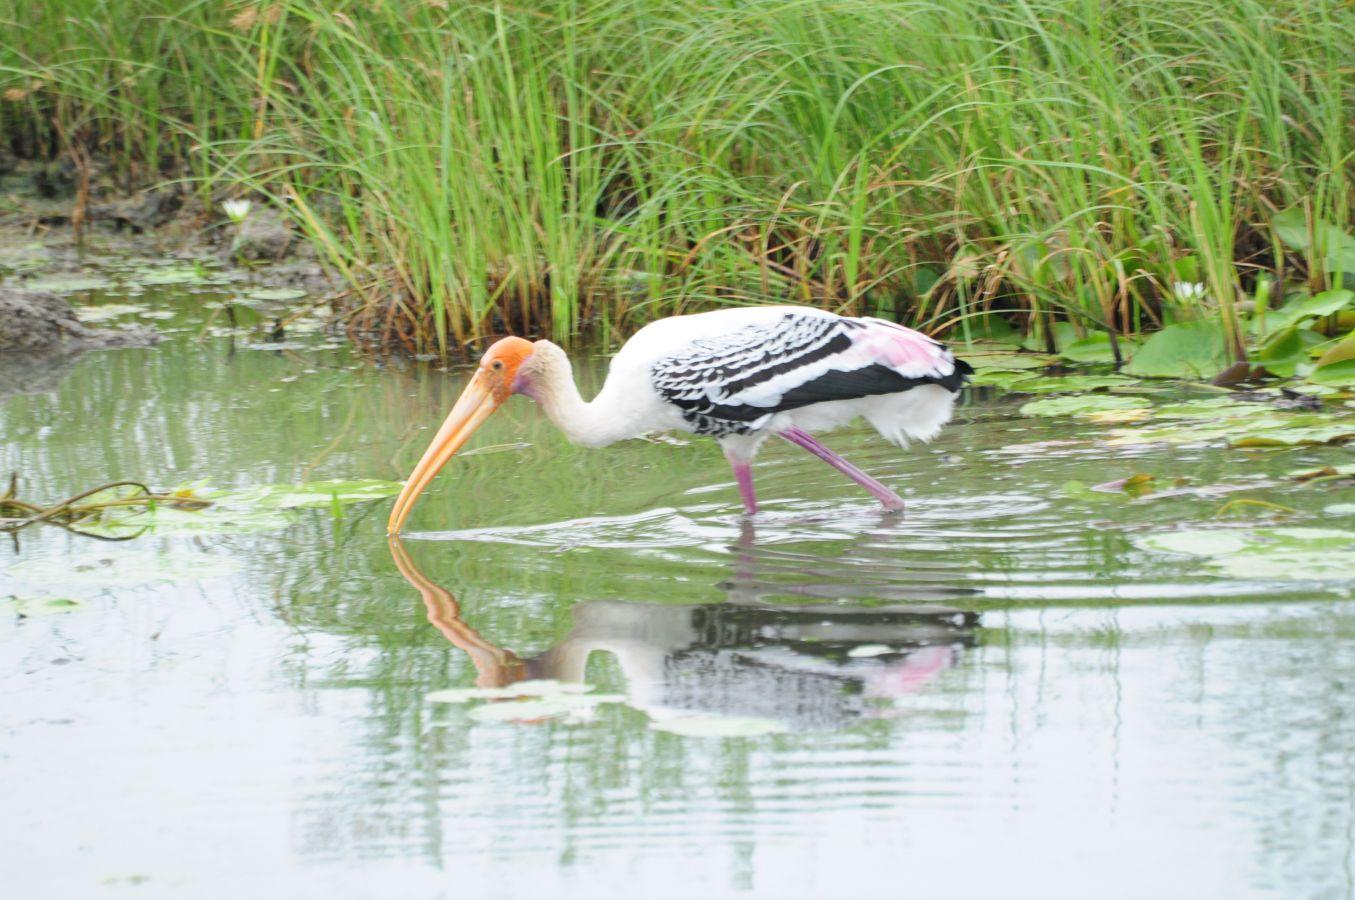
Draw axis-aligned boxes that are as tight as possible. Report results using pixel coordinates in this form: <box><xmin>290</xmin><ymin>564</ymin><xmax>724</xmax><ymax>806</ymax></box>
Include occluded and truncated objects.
<box><xmin>0</xmin><ymin>158</ymin><xmax>341</xmax><ymax>292</ymax></box>
<box><xmin>0</xmin><ymin>287</ymin><xmax>161</xmax><ymax>400</ymax></box>
<box><xmin>0</xmin><ymin>287</ymin><xmax>160</xmax><ymax>352</ymax></box>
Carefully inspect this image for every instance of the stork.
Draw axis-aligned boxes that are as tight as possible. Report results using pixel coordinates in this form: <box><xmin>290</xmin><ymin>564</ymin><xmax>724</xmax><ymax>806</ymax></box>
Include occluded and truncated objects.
<box><xmin>387</xmin><ymin>305</ymin><xmax>971</xmax><ymax>532</ymax></box>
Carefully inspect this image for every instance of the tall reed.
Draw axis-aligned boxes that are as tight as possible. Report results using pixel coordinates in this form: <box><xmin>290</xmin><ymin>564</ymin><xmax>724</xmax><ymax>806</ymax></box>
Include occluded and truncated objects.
<box><xmin>2</xmin><ymin>0</ymin><xmax>1351</xmax><ymax>353</ymax></box>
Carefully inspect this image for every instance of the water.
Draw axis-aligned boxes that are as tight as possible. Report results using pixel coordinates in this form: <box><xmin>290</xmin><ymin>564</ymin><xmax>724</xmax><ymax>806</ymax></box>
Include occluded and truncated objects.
<box><xmin>2</xmin><ymin>287</ymin><xmax>1354</xmax><ymax>898</ymax></box>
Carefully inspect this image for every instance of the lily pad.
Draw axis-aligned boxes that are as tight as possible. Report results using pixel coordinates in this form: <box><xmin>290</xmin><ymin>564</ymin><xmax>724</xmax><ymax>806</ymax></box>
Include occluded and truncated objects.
<box><xmin>135</xmin><ymin>265</ymin><xmax>225</xmax><ymax>286</ymax></box>
<box><xmin>1125</xmin><ymin>320</ymin><xmax>1231</xmax><ymax>379</ymax></box>
<box><xmin>73</xmin><ymin>304</ymin><xmax>146</xmax><ymax>322</ymax></box>
<box><xmin>77</xmin><ymin>504</ymin><xmax>293</xmax><ymax>537</ymax></box>
<box><xmin>245</xmin><ymin>287</ymin><xmax>307</xmax><ymax>302</ymax></box>
<box><xmin>55</xmin><ymin>480</ymin><xmax>403</xmax><ymax>537</ymax></box>
<box><xmin>1021</xmin><ymin>395</ymin><xmax>1150</xmax><ymax>418</ymax></box>
<box><xmin>968</xmin><ymin>369</ymin><xmax>1043</xmax><ymax>388</ymax></box>
<box><xmin>1135</xmin><ymin>526</ymin><xmax>1355</xmax><ymax>581</ymax></box>
<box><xmin>1289</xmin><ymin>463</ymin><xmax>1355</xmax><ymax>481</ymax></box>
<box><xmin>466</xmin><ymin>692</ymin><xmax>626</xmax><ymax>723</ymax></box>
<box><xmin>1229</xmin><ymin>423</ymin><xmax>1355</xmax><ymax>447</ymax></box>
<box><xmin>427</xmin><ymin>679</ymin><xmax>595</xmax><ymax>703</ymax></box>
<box><xmin>964</xmin><ymin>352</ymin><xmax>1052</xmax><ymax>371</ymax></box>
<box><xmin>1150</xmin><ymin>398</ymin><xmax>1274</xmax><ymax>419</ymax></box>
<box><xmin>215</xmin><ymin>479</ymin><xmax>403</xmax><ymax>510</ymax></box>
<box><xmin>1005</xmin><ymin>374</ymin><xmax>1137</xmax><ymax>394</ymax></box>
<box><xmin>22</xmin><ymin>275</ymin><xmax>114</xmax><ymax>293</ymax></box>
<box><xmin>0</xmin><ymin>242</ymin><xmax>52</xmax><ymax>270</ymax></box>
<box><xmin>1059</xmin><ymin>333</ymin><xmax>1140</xmax><ymax>364</ymax></box>
<box><xmin>649</xmin><ymin>715</ymin><xmax>788</xmax><ymax>737</ymax></box>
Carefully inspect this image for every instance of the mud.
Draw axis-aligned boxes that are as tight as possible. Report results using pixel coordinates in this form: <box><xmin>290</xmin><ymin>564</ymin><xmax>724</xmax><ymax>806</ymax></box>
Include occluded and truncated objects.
<box><xmin>0</xmin><ymin>287</ymin><xmax>160</xmax><ymax>352</ymax></box>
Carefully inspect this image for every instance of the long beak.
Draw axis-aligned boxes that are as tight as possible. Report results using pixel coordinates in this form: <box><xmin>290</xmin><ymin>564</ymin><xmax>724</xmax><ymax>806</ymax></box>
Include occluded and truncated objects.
<box><xmin>387</xmin><ymin>373</ymin><xmax>502</xmax><ymax>534</ymax></box>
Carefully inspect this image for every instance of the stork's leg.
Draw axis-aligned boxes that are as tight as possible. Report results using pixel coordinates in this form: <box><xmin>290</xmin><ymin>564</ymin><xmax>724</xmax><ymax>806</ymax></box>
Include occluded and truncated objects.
<box><xmin>778</xmin><ymin>426</ymin><xmax>905</xmax><ymax>511</ymax></box>
<box><xmin>722</xmin><ymin>446</ymin><xmax>759</xmax><ymax>515</ymax></box>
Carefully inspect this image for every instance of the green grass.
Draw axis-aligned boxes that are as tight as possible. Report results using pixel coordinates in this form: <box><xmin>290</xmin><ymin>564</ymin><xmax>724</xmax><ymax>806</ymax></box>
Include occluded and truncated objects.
<box><xmin>1</xmin><ymin>0</ymin><xmax>1352</xmax><ymax>355</ymax></box>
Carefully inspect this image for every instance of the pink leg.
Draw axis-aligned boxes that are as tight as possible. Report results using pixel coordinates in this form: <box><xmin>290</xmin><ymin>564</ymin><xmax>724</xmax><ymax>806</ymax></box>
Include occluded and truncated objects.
<box><xmin>778</xmin><ymin>426</ymin><xmax>905</xmax><ymax>511</ymax></box>
<box><xmin>723</xmin><ymin>447</ymin><xmax>759</xmax><ymax>515</ymax></box>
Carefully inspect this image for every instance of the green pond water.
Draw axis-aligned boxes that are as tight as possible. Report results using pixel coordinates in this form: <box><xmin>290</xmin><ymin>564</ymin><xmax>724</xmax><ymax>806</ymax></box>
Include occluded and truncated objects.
<box><xmin>2</xmin><ymin>282</ymin><xmax>1355</xmax><ymax>898</ymax></box>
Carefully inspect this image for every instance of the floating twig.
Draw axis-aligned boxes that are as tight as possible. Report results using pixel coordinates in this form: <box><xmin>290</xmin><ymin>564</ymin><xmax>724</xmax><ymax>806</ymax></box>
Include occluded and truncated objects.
<box><xmin>0</xmin><ymin>475</ymin><xmax>211</xmax><ymax>538</ymax></box>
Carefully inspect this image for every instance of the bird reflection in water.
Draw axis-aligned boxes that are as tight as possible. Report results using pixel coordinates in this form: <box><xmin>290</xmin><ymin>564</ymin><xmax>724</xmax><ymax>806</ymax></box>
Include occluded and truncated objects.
<box><xmin>388</xmin><ymin>530</ymin><xmax>979</xmax><ymax>732</ymax></box>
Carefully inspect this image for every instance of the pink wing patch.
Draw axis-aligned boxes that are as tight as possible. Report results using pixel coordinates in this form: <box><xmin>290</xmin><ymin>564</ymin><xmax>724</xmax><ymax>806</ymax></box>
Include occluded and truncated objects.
<box><xmin>851</xmin><ymin>319</ymin><xmax>951</xmax><ymax>377</ymax></box>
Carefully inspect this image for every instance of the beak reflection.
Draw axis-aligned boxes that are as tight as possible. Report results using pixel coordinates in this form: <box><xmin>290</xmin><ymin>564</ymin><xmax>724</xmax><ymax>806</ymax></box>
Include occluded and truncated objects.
<box><xmin>388</xmin><ymin>533</ymin><xmax>980</xmax><ymax>732</ymax></box>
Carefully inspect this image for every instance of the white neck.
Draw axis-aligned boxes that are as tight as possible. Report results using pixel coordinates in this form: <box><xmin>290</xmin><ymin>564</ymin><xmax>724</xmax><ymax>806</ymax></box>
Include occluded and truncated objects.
<box><xmin>524</xmin><ymin>342</ymin><xmax>634</xmax><ymax>448</ymax></box>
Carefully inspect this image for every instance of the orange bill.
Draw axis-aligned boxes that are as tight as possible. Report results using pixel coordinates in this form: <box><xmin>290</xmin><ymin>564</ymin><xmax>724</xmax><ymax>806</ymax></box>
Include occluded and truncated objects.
<box><xmin>387</xmin><ymin>372</ymin><xmax>503</xmax><ymax>534</ymax></box>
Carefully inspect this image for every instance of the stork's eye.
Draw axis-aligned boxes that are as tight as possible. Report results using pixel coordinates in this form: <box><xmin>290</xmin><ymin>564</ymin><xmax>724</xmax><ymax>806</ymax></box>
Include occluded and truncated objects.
<box><xmin>491</xmin><ymin>360</ymin><xmax>504</xmax><ymax>371</ymax></box>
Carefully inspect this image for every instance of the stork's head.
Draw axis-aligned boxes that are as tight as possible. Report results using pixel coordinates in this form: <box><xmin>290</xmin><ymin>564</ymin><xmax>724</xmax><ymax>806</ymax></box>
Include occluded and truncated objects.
<box><xmin>386</xmin><ymin>336</ymin><xmax>535</xmax><ymax>534</ymax></box>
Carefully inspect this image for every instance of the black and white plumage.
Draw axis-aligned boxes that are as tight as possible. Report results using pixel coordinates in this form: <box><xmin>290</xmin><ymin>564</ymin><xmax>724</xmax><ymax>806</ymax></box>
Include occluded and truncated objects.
<box><xmin>649</xmin><ymin>310</ymin><xmax>970</xmax><ymax>438</ymax></box>
<box><xmin>517</xmin><ymin>305</ymin><xmax>970</xmax><ymax>514</ymax></box>
<box><xmin>387</xmin><ymin>304</ymin><xmax>972</xmax><ymax>532</ymax></box>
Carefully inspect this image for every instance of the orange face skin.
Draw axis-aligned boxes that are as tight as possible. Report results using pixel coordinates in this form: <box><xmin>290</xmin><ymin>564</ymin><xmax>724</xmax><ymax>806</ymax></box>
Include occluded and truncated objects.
<box><xmin>478</xmin><ymin>336</ymin><xmax>536</xmax><ymax>402</ymax></box>
<box><xmin>386</xmin><ymin>336</ymin><xmax>537</xmax><ymax>533</ymax></box>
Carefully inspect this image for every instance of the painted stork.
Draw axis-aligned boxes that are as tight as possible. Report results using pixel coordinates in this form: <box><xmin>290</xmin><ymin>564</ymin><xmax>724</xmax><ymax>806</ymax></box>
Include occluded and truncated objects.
<box><xmin>387</xmin><ymin>305</ymin><xmax>971</xmax><ymax>532</ymax></box>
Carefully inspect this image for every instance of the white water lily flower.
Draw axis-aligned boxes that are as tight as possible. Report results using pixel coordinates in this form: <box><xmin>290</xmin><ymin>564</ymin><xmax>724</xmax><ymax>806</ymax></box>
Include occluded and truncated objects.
<box><xmin>1171</xmin><ymin>281</ymin><xmax>1206</xmax><ymax>302</ymax></box>
<box><xmin>220</xmin><ymin>199</ymin><xmax>252</xmax><ymax>224</ymax></box>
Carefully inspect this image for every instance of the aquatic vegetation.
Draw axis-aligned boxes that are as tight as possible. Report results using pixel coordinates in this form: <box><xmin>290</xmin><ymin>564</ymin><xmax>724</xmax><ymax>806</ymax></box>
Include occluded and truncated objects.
<box><xmin>19</xmin><ymin>275</ymin><xmax>113</xmax><ymax>294</ymax></box>
<box><xmin>1</xmin><ymin>0</ymin><xmax>1350</xmax><ymax>356</ymax></box>
<box><xmin>0</xmin><ymin>478</ymin><xmax>210</xmax><ymax>537</ymax></box>
<box><xmin>0</xmin><ymin>596</ymin><xmax>86</xmax><ymax>617</ymax></box>
<box><xmin>0</xmin><ymin>477</ymin><xmax>404</xmax><ymax>538</ymax></box>
<box><xmin>1135</xmin><ymin>527</ymin><xmax>1355</xmax><ymax>581</ymax></box>
<box><xmin>427</xmin><ymin>681</ymin><xmax>627</xmax><ymax>725</ymax></box>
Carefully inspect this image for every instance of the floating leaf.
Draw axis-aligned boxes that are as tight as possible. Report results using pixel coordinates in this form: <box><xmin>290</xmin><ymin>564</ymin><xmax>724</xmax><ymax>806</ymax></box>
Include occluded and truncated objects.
<box><xmin>1150</xmin><ymin>398</ymin><xmax>1275</xmax><ymax>419</ymax></box>
<box><xmin>466</xmin><ymin>692</ymin><xmax>625</xmax><ymax>723</ymax></box>
<box><xmin>1125</xmin><ymin>320</ymin><xmax>1231</xmax><ymax>379</ymax></box>
<box><xmin>73</xmin><ymin>304</ymin><xmax>145</xmax><ymax>322</ymax></box>
<box><xmin>968</xmin><ymin>369</ymin><xmax>1042</xmax><ymax>388</ymax></box>
<box><xmin>245</xmin><ymin>287</ymin><xmax>307</xmax><ymax>302</ymax></box>
<box><xmin>847</xmin><ymin>644</ymin><xmax>894</xmax><ymax>658</ymax></box>
<box><xmin>1005</xmin><ymin>374</ymin><xmax>1137</xmax><ymax>394</ymax></box>
<box><xmin>427</xmin><ymin>687</ymin><xmax>522</xmax><ymax>703</ymax></box>
<box><xmin>1135</xmin><ymin>526</ymin><xmax>1355</xmax><ymax>580</ymax></box>
<box><xmin>1020</xmin><ymin>395</ymin><xmax>1150</xmax><ymax>418</ymax></box>
<box><xmin>468</xmin><ymin>699</ymin><xmax>577</xmax><ymax>722</ymax></box>
<box><xmin>136</xmin><ymin>266</ymin><xmax>221</xmax><ymax>286</ymax></box>
<box><xmin>77</xmin><ymin>504</ymin><xmax>293</xmax><ymax>537</ymax></box>
<box><xmin>0</xmin><ymin>596</ymin><xmax>87</xmax><ymax>616</ymax></box>
<box><xmin>964</xmin><ymin>352</ymin><xmax>1051</xmax><ymax>372</ymax></box>
<box><xmin>1093</xmin><ymin>472</ymin><xmax>1155</xmax><ymax>496</ymax></box>
<box><xmin>1059</xmin><ymin>333</ymin><xmax>1140</xmax><ymax>364</ymax></box>
<box><xmin>649</xmin><ymin>715</ymin><xmax>788</xmax><ymax>737</ymax></box>
<box><xmin>22</xmin><ymin>275</ymin><xmax>113</xmax><ymax>293</ymax></box>
<box><xmin>0</xmin><ymin>242</ymin><xmax>51</xmax><ymax>270</ymax></box>
<box><xmin>1289</xmin><ymin>464</ymin><xmax>1355</xmax><ymax>481</ymax></box>
<box><xmin>216</xmin><ymin>479</ymin><xmax>403</xmax><ymax>509</ymax></box>
<box><xmin>1229</xmin><ymin>423</ymin><xmax>1355</xmax><ymax>447</ymax></box>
